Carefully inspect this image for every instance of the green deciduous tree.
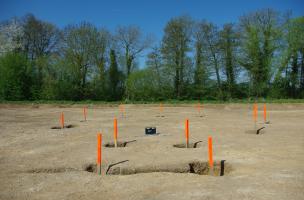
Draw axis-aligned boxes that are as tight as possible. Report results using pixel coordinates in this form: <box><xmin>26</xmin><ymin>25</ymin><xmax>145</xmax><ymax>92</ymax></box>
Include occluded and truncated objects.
<box><xmin>193</xmin><ymin>21</ymin><xmax>209</xmax><ymax>98</ymax></box>
<box><xmin>92</xmin><ymin>28</ymin><xmax>111</xmax><ymax>98</ymax></box>
<box><xmin>199</xmin><ymin>21</ymin><xmax>223</xmax><ymax>99</ymax></box>
<box><xmin>146</xmin><ymin>46</ymin><xmax>163</xmax><ymax>90</ymax></box>
<box><xmin>63</xmin><ymin>22</ymin><xmax>98</xmax><ymax>100</ymax></box>
<box><xmin>115</xmin><ymin>25</ymin><xmax>152</xmax><ymax>76</ymax></box>
<box><xmin>161</xmin><ymin>16</ymin><xmax>193</xmax><ymax>99</ymax></box>
<box><xmin>126</xmin><ymin>68</ymin><xmax>159</xmax><ymax>101</ymax></box>
<box><xmin>108</xmin><ymin>49</ymin><xmax>123</xmax><ymax>100</ymax></box>
<box><xmin>0</xmin><ymin>10</ymin><xmax>303</xmax><ymax>102</ymax></box>
<box><xmin>21</xmin><ymin>14</ymin><xmax>61</xmax><ymax>98</ymax></box>
<box><xmin>220</xmin><ymin>23</ymin><xmax>239</xmax><ymax>98</ymax></box>
<box><xmin>283</xmin><ymin>16</ymin><xmax>304</xmax><ymax>97</ymax></box>
<box><xmin>239</xmin><ymin>9</ymin><xmax>280</xmax><ymax>98</ymax></box>
<box><xmin>0</xmin><ymin>52</ymin><xmax>31</xmax><ymax>100</ymax></box>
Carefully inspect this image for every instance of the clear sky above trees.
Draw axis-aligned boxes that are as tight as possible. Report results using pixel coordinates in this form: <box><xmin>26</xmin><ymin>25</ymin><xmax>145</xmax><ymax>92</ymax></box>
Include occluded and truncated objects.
<box><xmin>1</xmin><ymin>0</ymin><xmax>303</xmax><ymax>41</ymax></box>
<box><xmin>1</xmin><ymin>0</ymin><xmax>302</xmax><ymax>67</ymax></box>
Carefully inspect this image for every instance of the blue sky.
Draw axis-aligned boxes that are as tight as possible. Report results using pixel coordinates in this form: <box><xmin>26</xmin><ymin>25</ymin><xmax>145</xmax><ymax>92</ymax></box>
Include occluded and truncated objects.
<box><xmin>0</xmin><ymin>0</ymin><xmax>303</xmax><ymax>67</ymax></box>
<box><xmin>1</xmin><ymin>0</ymin><xmax>303</xmax><ymax>41</ymax></box>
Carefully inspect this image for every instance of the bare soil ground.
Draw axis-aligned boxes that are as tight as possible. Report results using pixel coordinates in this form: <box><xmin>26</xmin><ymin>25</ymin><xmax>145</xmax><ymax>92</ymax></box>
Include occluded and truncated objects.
<box><xmin>0</xmin><ymin>103</ymin><xmax>304</xmax><ymax>200</ymax></box>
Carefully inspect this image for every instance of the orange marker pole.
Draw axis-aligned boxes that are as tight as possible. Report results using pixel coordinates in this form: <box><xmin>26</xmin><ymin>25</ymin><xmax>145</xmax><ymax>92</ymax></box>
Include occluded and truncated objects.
<box><xmin>160</xmin><ymin>103</ymin><xmax>163</xmax><ymax>116</ymax></box>
<box><xmin>208</xmin><ymin>136</ymin><xmax>213</xmax><ymax>173</ymax></box>
<box><xmin>253</xmin><ymin>103</ymin><xmax>257</xmax><ymax>129</ymax></box>
<box><xmin>263</xmin><ymin>104</ymin><xmax>267</xmax><ymax>123</ymax></box>
<box><xmin>123</xmin><ymin>105</ymin><xmax>125</xmax><ymax>118</ymax></box>
<box><xmin>83</xmin><ymin>107</ymin><xmax>87</xmax><ymax>121</ymax></box>
<box><xmin>97</xmin><ymin>133</ymin><xmax>102</xmax><ymax>175</ymax></box>
<box><xmin>60</xmin><ymin>112</ymin><xmax>64</xmax><ymax>129</ymax></box>
<box><xmin>114</xmin><ymin>118</ymin><xmax>118</xmax><ymax>148</ymax></box>
<box><xmin>197</xmin><ymin>103</ymin><xmax>200</xmax><ymax>116</ymax></box>
<box><xmin>123</xmin><ymin>105</ymin><xmax>125</xmax><ymax>117</ymax></box>
<box><xmin>185</xmin><ymin>119</ymin><xmax>189</xmax><ymax>148</ymax></box>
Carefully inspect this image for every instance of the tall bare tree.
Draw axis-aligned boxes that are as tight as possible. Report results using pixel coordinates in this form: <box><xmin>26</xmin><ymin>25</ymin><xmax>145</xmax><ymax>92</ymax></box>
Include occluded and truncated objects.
<box><xmin>115</xmin><ymin>25</ymin><xmax>152</xmax><ymax>76</ymax></box>
<box><xmin>22</xmin><ymin>14</ymin><xmax>60</xmax><ymax>60</ymax></box>
<box><xmin>63</xmin><ymin>22</ymin><xmax>98</xmax><ymax>99</ymax></box>
<box><xmin>199</xmin><ymin>21</ymin><xmax>223</xmax><ymax>98</ymax></box>
<box><xmin>220</xmin><ymin>23</ymin><xmax>239</xmax><ymax>98</ymax></box>
<box><xmin>193</xmin><ymin>21</ymin><xmax>208</xmax><ymax>97</ymax></box>
<box><xmin>146</xmin><ymin>45</ymin><xmax>163</xmax><ymax>90</ymax></box>
<box><xmin>91</xmin><ymin>28</ymin><xmax>111</xmax><ymax>94</ymax></box>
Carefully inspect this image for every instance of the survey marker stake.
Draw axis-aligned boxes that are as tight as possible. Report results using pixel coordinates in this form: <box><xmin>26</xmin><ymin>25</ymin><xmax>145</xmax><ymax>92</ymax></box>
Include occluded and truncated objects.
<box><xmin>97</xmin><ymin>133</ymin><xmax>102</xmax><ymax>175</ymax></box>
<box><xmin>263</xmin><ymin>104</ymin><xmax>270</xmax><ymax>124</ymax></box>
<box><xmin>208</xmin><ymin>136</ymin><xmax>213</xmax><ymax>175</ymax></box>
<box><xmin>159</xmin><ymin>103</ymin><xmax>164</xmax><ymax>117</ymax></box>
<box><xmin>197</xmin><ymin>102</ymin><xmax>204</xmax><ymax>117</ymax></box>
<box><xmin>83</xmin><ymin>107</ymin><xmax>87</xmax><ymax>121</ymax></box>
<box><xmin>253</xmin><ymin>103</ymin><xmax>257</xmax><ymax>130</ymax></box>
<box><xmin>114</xmin><ymin>118</ymin><xmax>118</xmax><ymax>148</ymax></box>
<box><xmin>185</xmin><ymin>119</ymin><xmax>189</xmax><ymax>148</ymax></box>
<box><xmin>60</xmin><ymin>112</ymin><xmax>64</xmax><ymax>129</ymax></box>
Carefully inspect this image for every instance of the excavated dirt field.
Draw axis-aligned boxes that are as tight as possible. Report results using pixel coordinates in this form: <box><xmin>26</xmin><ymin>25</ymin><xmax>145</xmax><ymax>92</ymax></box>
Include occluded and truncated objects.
<box><xmin>0</xmin><ymin>103</ymin><xmax>304</xmax><ymax>200</ymax></box>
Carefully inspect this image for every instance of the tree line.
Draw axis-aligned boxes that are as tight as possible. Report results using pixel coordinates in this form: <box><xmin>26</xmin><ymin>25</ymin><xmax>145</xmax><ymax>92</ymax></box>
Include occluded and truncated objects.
<box><xmin>0</xmin><ymin>9</ymin><xmax>303</xmax><ymax>101</ymax></box>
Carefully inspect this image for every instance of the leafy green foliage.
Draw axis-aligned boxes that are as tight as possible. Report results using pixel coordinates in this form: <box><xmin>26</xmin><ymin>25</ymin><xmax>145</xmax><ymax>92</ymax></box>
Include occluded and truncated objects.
<box><xmin>0</xmin><ymin>11</ymin><xmax>303</xmax><ymax>102</ymax></box>
<box><xmin>126</xmin><ymin>68</ymin><xmax>160</xmax><ymax>101</ymax></box>
<box><xmin>0</xmin><ymin>52</ymin><xmax>31</xmax><ymax>100</ymax></box>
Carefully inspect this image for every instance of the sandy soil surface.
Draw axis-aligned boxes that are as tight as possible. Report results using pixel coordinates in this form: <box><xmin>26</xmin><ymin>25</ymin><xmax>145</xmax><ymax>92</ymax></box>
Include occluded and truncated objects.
<box><xmin>0</xmin><ymin>103</ymin><xmax>304</xmax><ymax>200</ymax></box>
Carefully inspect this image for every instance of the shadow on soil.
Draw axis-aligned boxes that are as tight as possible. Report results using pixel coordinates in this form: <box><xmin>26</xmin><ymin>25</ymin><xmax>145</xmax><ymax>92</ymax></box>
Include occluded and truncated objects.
<box><xmin>245</xmin><ymin>127</ymin><xmax>266</xmax><ymax>135</ymax></box>
<box><xmin>51</xmin><ymin>124</ymin><xmax>76</xmax><ymax>129</ymax></box>
<box><xmin>104</xmin><ymin>140</ymin><xmax>136</xmax><ymax>148</ymax></box>
<box><xmin>173</xmin><ymin>141</ymin><xmax>203</xmax><ymax>148</ymax></box>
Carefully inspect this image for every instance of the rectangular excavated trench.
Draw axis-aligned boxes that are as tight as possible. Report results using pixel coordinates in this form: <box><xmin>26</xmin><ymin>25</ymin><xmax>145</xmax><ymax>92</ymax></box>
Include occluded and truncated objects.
<box><xmin>84</xmin><ymin>160</ymin><xmax>231</xmax><ymax>176</ymax></box>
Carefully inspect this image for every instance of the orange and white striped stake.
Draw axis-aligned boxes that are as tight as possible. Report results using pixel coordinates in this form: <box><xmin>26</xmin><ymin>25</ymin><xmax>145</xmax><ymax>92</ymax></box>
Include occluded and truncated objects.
<box><xmin>97</xmin><ymin>133</ymin><xmax>102</xmax><ymax>175</ymax></box>
<box><xmin>253</xmin><ymin>103</ymin><xmax>258</xmax><ymax>129</ymax></box>
<box><xmin>208</xmin><ymin>136</ymin><xmax>213</xmax><ymax>173</ymax></box>
<box><xmin>60</xmin><ymin>112</ymin><xmax>64</xmax><ymax>129</ymax></box>
<box><xmin>263</xmin><ymin>104</ymin><xmax>267</xmax><ymax>123</ymax></box>
<box><xmin>185</xmin><ymin>119</ymin><xmax>189</xmax><ymax>148</ymax></box>
<box><xmin>114</xmin><ymin>118</ymin><xmax>118</xmax><ymax>148</ymax></box>
<box><xmin>83</xmin><ymin>107</ymin><xmax>87</xmax><ymax>121</ymax></box>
